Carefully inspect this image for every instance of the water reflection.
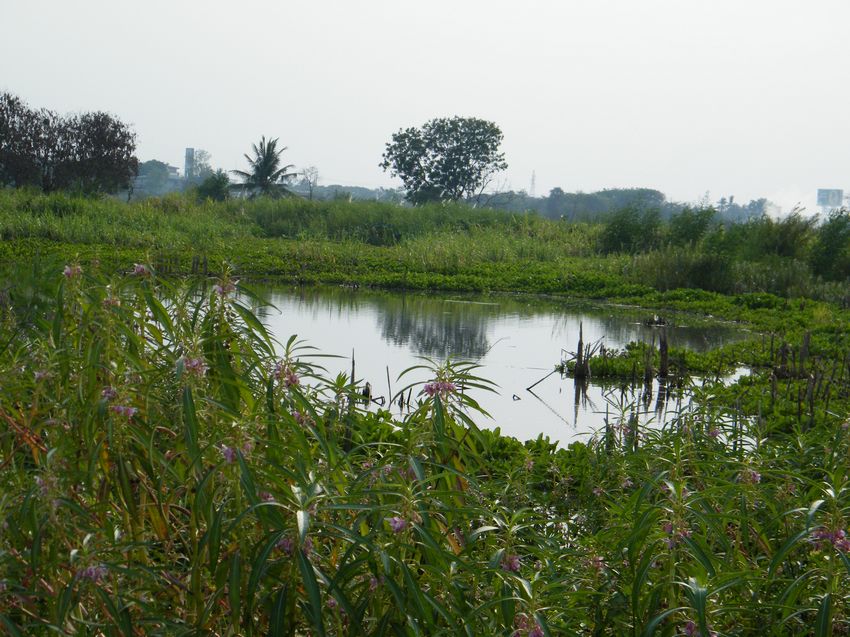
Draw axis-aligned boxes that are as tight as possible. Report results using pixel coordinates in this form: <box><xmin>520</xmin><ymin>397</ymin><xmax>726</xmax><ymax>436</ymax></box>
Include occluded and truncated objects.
<box><xmin>255</xmin><ymin>284</ymin><xmax>747</xmax><ymax>445</ymax></box>
<box><xmin>377</xmin><ymin>297</ymin><xmax>492</xmax><ymax>360</ymax></box>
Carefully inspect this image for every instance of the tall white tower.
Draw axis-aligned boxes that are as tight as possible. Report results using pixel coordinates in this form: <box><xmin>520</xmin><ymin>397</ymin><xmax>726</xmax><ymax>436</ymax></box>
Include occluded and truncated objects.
<box><xmin>184</xmin><ymin>148</ymin><xmax>195</xmax><ymax>181</ymax></box>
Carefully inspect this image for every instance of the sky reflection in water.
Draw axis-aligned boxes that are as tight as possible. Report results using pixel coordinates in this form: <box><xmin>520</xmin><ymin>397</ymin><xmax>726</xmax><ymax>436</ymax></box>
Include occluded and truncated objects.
<box><xmin>255</xmin><ymin>286</ymin><xmax>747</xmax><ymax>445</ymax></box>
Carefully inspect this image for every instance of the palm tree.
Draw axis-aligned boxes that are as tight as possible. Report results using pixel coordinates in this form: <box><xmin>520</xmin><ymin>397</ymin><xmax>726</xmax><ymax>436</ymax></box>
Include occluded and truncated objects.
<box><xmin>231</xmin><ymin>136</ymin><xmax>297</xmax><ymax>198</ymax></box>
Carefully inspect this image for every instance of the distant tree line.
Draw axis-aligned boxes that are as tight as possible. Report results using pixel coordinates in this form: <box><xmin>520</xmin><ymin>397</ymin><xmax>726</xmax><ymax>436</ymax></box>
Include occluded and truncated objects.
<box><xmin>0</xmin><ymin>92</ymin><xmax>137</xmax><ymax>194</ymax></box>
<box><xmin>482</xmin><ymin>186</ymin><xmax>770</xmax><ymax>223</ymax></box>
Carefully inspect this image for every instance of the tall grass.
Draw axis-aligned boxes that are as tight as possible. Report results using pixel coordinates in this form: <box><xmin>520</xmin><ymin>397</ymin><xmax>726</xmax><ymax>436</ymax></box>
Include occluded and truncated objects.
<box><xmin>1</xmin><ymin>265</ymin><xmax>849</xmax><ymax>634</ymax></box>
<box><xmin>2</xmin><ymin>189</ymin><xmax>850</xmax><ymax>303</ymax></box>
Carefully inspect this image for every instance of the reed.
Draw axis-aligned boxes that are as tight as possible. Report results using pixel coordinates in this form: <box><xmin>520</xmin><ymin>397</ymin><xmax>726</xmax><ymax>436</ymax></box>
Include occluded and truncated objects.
<box><xmin>1</xmin><ymin>265</ymin><xmax>849</xmax><ymax>634</ymax></box>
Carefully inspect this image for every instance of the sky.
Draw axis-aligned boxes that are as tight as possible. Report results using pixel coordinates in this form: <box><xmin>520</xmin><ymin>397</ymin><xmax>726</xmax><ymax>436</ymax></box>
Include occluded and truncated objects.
<box><xmin>2</xmin><ymin>0</ymin><xmax>849</xmax><ymax>212</ymax></box>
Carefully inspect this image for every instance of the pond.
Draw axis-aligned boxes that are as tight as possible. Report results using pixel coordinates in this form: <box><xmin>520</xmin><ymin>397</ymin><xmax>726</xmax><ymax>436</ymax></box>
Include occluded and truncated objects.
<box><xmin>253</xmin><ymin>285</ymin><xmax>748</xmax><ymax>445</ymax></box>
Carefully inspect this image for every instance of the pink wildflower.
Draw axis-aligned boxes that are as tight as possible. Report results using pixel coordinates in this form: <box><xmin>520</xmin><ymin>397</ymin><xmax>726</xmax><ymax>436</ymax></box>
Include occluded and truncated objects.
<box><xmin>663</xmin><ymin>521</ymin><xmax>691</xmax><ymax>548</ymax></box>
<box><xmin>291</xmin><ymin>410</ymin><xmax>312</xmax><ymax>426</ymax></box>
<box><xmin>513</xmin><ymin>613</ymin><xmax>529</xmax><ymax>630</ymax></box>
<box><xmin>132</xmin><ymin>263</ymin><xmax>150</xmax><ymax>276</ymax></box>
<box><xmin>812</xmin><ymin>527</ymin><xmax>850</xmax><ymax>552</ymax></box>
<box><xmin>77</xmin><ymin>564</ymin><xmax>108</xmax><ymax>582</ymax></box>
<box><xmin>101</xmin><ymin>386</ymin><xmax>118</xmax><ymax>400</ymax></box>
<box><xmin>501</xmin><ymin>553</ymin><xmax>522</xmax><ymax>573</ymax></box>
<box><xmin>109</xmin><ymin>405</ymin><xmax>137</xmax><ymax>419</ymax></box>
<box><xmin>63</xmin><ymin>264</ymin><xmax>82</xmax><ymax>279</ymax></box>
<box><xmin>274</xmin><ymin>361</ymin><xmax>300</xmax><ymax>388</ymax></box>
<box><xmin>423</xmin><ymin>380</ymin><xmax>457</xmax><ymax>397</ymax></box>
<box><xmin>182</xmin><ymin>356</ymin><xmax>207</xmax><ymax>377</ymax></box>
<box><xmin>213</xmin><ymin>280</ymin><xmax>237</xmax><ymax>297</ymax></box>
<box><xmin>682</xmin><ymin>620</ymin><xmax>717</xmax><ymax>637</ymax></box>
<box><xmin>388</xmin><ymin>516</ymin><xmax>408</xmax><ymax>533</ymax></box>
<box><xmin>220</xmin><ymin>445</ymin><xmax>237</xmax><ymax>464</ymax></box>
<box><xmin>739</xmin><ymin>468</ymin><xmax>761</xmax><ymax>484</ymax></box>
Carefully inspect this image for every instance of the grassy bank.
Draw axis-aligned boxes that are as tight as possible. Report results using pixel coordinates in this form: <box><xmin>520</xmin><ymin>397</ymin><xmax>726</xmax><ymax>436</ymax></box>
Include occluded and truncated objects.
<box><xmin>1</xmin><ymin>270</ymin><xmax>850</xmax><ymax>634</ymax></box>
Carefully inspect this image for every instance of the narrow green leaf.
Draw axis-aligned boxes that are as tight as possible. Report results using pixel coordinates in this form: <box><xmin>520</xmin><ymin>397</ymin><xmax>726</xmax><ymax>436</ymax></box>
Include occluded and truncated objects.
<box><xmin>815</xmin><ymin>593</ymin><xmax>832</xmax><ymax>637</ymax></box>
<box><xmin>296</xmin><ymin>550</ymin><xmax>326</xmax><ymax>637</ymax></box>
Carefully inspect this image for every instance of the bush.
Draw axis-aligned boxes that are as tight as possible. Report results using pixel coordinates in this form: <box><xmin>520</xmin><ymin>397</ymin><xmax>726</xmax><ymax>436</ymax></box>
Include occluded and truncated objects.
<box><xmin>195</xmin><ymin>169</ymin><xmax>231</xmax><ymax>202</ymax></box>
<box><xmin>598</xmin><ymin>205</ymin><xmax>661</xmax><ymax>254</ymax></box>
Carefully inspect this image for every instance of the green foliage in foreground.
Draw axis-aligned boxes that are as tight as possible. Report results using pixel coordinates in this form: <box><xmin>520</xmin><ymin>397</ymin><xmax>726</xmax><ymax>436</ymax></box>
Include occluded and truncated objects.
<box><xmin>1</xmin><ymin>267</ymin><xmax>850</xmax><ymax>634</ymax></box>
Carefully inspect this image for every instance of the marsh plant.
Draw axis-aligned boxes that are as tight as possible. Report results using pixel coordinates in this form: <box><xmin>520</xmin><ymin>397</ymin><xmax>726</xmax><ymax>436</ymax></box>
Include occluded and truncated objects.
<box><xmin>0</xmin><ymin>267</ymin><xmax>849</xmax><ymax>635</ymax></box>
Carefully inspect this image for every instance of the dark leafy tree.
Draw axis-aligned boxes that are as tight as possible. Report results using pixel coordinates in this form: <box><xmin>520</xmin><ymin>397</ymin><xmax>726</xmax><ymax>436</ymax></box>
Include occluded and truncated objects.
<box><xmin>231</xmin><ymin>136</ymin><xmax>297</xmax><ymax>198</ymax></box>
<box><xmin>195</xmin><ymin>169</ymin><xmax>231</xmax><ymax>202</ymax></box>
<box><xmin>380</xmin><ymin>116</ymin><xmax>507</xmax><ymax>205</ymax></box>
<box><xmin>136</xmin><ymin>160</ymin><xmax>172</xmax><ymax>195</ymax></box>
<box><xmin>64</xmin><ymin>111</ymin><xmax>138</xmax><ymax>193</ymax></box>
<box><xmin>0</xmin><ymin>91</ymin><xmax>137</xmax><ymax>193</ymax></box>
<box><xmin>810</xmin><ymin>209</ymin><xmax>850</xmax><ymax>280</ymax></box>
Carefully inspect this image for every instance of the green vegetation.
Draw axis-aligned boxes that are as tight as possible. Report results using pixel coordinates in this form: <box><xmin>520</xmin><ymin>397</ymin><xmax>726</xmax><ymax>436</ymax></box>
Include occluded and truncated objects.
<box><xmin>0</xmin><ymin>92</ymin><xmax>137</xmax><ymax>194</ymax></box>
<box><xmin>1</xmin><ymin>267</ymin><xmax>850</xmax><ymax>634</ymax></box>
<box><xmin>3</xmin><ymin>190</ymin><xmax>850</xmax><ymax>633</ymax></box>
<box><xmin>231</xmin><ymin>136</ymin><xmax>298</xmax><ymax>199</ymax></box>
<box><xmin>3</xmin><ymin>189</ymin><xmax>848</xmax><ymax>310</ymax></box>
<box><xmin>380</xmin><ymin>117</ymin><xmax>507</xmax><ymax>205</ymax></box>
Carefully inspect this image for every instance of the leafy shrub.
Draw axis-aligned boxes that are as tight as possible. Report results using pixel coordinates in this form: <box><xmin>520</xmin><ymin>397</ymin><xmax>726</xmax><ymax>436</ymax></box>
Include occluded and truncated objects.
<box><xmin>598</xmin><ymin>205</ymin><xmax>661</xmax><ymax>254</ymax></box>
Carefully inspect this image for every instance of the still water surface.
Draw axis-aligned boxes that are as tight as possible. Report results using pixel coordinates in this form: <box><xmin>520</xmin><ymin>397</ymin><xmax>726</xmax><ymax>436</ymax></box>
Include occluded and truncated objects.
<box><xmin>254</xmin><ymin>286</ymin><xmax>746</xmax><ymax>445</ymax></box>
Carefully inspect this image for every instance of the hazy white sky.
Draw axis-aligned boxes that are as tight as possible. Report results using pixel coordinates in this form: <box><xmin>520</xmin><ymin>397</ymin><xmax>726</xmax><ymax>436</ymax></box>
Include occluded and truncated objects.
<box><xmin>2</xmin><ymin>0</ymin><xmax>848</xmax><ymax>210</ymax></box>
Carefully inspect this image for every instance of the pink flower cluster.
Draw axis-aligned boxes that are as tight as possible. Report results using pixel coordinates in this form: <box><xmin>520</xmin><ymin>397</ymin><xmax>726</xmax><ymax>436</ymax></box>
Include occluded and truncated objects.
<box><xmin>182</xmin><ymin>356</ymin><xmax>207</xmax><ymax>377</ymax></box>
<box><xmin>109</xmin><ymin>405</ymin><xmax>137</xmax><ymax>419</ymax></box>
<box><xmin>220</xmin><ymin>445</ymin><xmax>237</xmax><ymax>464</ymax></box>
<box><xmin>291</xmin><ymin>410</ymin><xmax>313</xmax><ymax>427</ymax></box>
<box><xmin>513</xmin><ymin>614</ymin><xmax>544</xmax><ymax>637</ymax></box>
<box><xmin>77</xmin><ymin>564</ymin><xmax>108</xmax><ymax>582</ymax></box>
<box><xmin>274</xmin><ymin>362</ymin><xmax>300</xmax><ymax>388</ymax></box>
<box><xmin>682</xmin><ymin>620</ymin><xmax>717</xmax><ymax>637</ymax></box>
<box><xmin>132</xmin><ymin>263</ymin><xmax>150</xmax><ymax>277</ymax></box>
<box><xmin>35</xmin><ymin>476</ymin><xmax>53</xmax><ymax>497</ymax></box>
<box><xmin>388</xmin><ymin>516</ymin><xmax>408</xmax><ymax>533</ymax></box>
<box><xmin>101</xmin><ymin>386</ymin><xmax>118</xmax><ymax>400</ymax></box>
<box><xmin>812</xmin><ymin>527</ymin><xmax>850</xmax><ymax>552</ymax></box>
<box><xmin>501</xmin><ymin>553</ymin><xmax>522</xmax><ymax>573</ymax></box>
<box><xmin>63</xmin><ymin>264</ymin><xmax>82</xmax><ymax>279</ymax></box>
<box><xmin>662</xmin><ymin>521</ymin><xmax>692</xmax><ymax>548</ymax></box>
<box><xmin>739</xmin><ymin>468</ymin><xmax>761</xmax><ymax>484</ymax></box>
<box><xmin>276</xmin><ymin>536</ymin><xmax>294</xmax><ymax>555</ymax></box>
<box><xmin>213</xmin><ymin>280</ymin><xmax>237</xmax><ymax>297</ymax></box>
<box><xmin>423</xmin><ymin>380</ymin><xmax>457</xmax><ymax>397</ymax></box>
